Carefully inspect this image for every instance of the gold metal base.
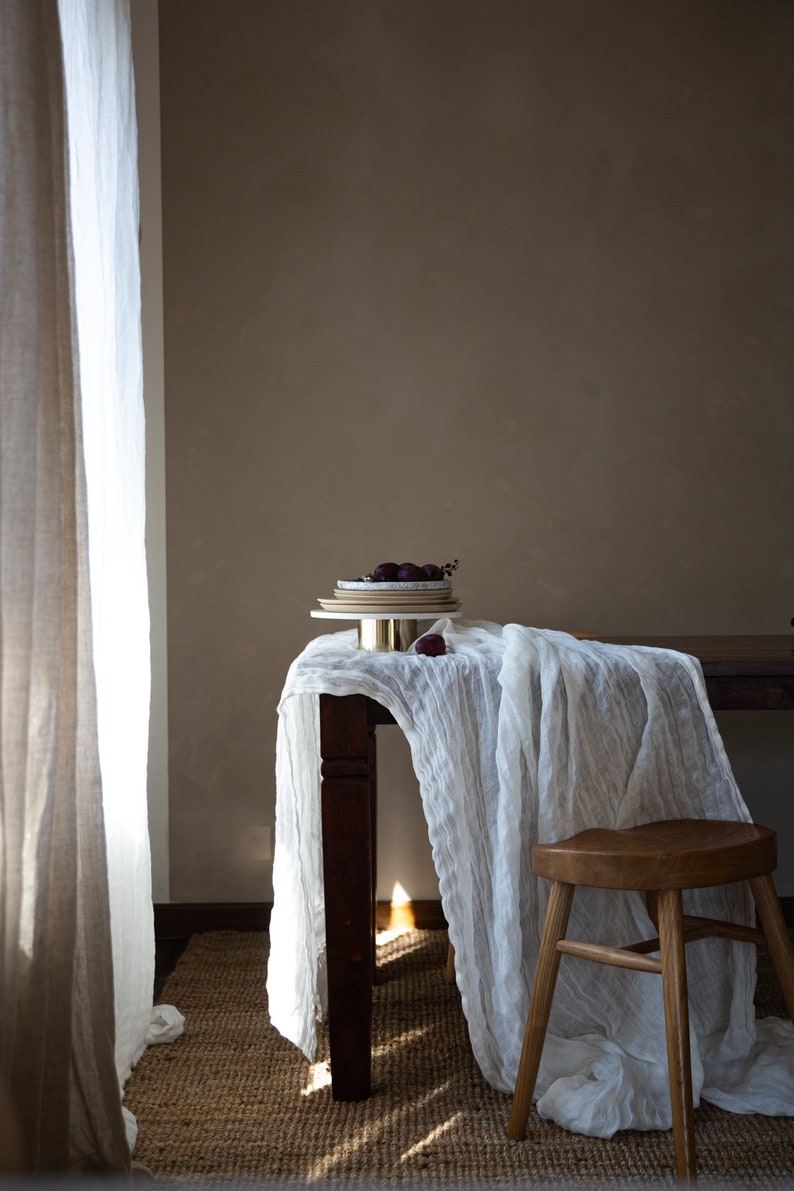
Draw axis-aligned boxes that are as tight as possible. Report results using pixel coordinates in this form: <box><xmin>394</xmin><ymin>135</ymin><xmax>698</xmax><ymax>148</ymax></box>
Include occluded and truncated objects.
<box><xmin>357</xmin><ymin>618</ymin><xmax>418</xmax><ymax>652</ymax></box>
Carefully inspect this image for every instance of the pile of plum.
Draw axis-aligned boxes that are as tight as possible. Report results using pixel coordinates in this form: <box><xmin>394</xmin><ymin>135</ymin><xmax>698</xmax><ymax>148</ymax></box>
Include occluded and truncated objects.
<box><xmin>364</xmin><ymin>559</ymin><xmax>459</xmax><ymax>583</ymax></box>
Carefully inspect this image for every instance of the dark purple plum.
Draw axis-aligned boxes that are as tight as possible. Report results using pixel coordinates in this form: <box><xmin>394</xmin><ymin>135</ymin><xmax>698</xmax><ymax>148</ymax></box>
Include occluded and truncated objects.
<box><xmin>422</xmin><ymin>563</ymin><xmax>443</xmax><ymax>581</ymax></box>
<box><xmin>397</xmin><ymin>562</ymin><xmax>426</xmax><ymax>582</ymax></box>
<box><xmin>415</xmin><ymin>633</ymin><xmax>446</xmax><ymax>656</ymax></box>
<box><xmin>373</xmin><ymin>562</ymin><xmax>400</xmax><ymax>582</ymax></box>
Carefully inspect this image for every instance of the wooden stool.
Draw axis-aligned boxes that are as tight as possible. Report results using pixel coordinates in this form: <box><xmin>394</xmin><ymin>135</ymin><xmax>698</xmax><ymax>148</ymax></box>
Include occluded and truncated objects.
<box><xmin>507</xmin><ymin>819</ymin><xmax>794</xmax><ymax>1183</ymax></box>
<box><xmin>445</xmin><ymin>940</ymin><xmax>456</xmax><ymax>984</ymax></box>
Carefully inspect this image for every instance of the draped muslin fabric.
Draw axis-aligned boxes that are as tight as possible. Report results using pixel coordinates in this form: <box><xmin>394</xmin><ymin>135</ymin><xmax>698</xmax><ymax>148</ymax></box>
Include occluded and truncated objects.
<box><xmin>0</xmin><ymin>0</ymin><xmax>169</xmax><ymax>1171</ymax></box>
<box><xmin>56</xmin><ymin>0</ymin><xmax>165</xmax><ymax>1108</ymax></box>
<box><xmin>268</xmin><ymin>621</ymin><xmax>794</xmax><ymax>1136</ymax></box>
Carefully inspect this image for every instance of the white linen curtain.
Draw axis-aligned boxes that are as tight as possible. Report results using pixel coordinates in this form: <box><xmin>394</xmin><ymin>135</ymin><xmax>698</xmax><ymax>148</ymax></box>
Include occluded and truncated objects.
<box><xmin>0</xmin><ymin>0</ymin><xmax>154</xmax><ymax>1172</ymax></box>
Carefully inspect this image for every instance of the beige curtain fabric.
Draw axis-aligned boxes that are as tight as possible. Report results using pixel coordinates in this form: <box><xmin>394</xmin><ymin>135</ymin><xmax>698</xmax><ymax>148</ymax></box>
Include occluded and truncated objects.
<box><xmin>0</xmin><ymin>0</ymin><xmax>131</xmax><ymax>1173</ymax></box>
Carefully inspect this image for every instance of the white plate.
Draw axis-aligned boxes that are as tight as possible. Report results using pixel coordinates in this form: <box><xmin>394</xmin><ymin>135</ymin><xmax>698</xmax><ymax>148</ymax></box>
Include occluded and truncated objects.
<box><xmin>312</xmin><ymin>608</ymin><xmax>463</xmax><ymax>621</ymax></box>
<box><xmin>332</xmin><ymin>589</ymin><xmax>456</xmax><ymax>603</ymax></box>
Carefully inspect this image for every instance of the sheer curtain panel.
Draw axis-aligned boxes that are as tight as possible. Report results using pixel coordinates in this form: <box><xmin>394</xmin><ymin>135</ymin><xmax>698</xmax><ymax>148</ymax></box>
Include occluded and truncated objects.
<box><xmin>0</xmin><ymin>0</ymin><xmax>152</xmax><ymax>1172</ymax></box>
<box><xmin>58</xmin><ymin>0</ymin><xmax>156</xmax><ymax>1096</ymax></box>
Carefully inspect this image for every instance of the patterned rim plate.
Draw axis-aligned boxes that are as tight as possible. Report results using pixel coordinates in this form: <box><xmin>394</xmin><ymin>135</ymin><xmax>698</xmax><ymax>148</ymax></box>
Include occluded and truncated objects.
<box><xmin>337</xmin><ymin>578</ymin><xmax>451</xmax><ymax>591</ymax></box>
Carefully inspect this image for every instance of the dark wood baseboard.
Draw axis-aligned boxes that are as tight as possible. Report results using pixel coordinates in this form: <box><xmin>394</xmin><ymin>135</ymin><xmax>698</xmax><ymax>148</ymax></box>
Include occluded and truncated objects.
<box><xmin>154</xmin><ymin>901</ymin><xmax>271</xmax><ymax>937</ymax></box>
<box><xmin>376</xmin><ymin>900</ymin><xmax>448</xmax><ymax>930</ymax></box>
<box><xmin>154</xmin><ymin>897</ymin><xmax>792</xmax><ymax>939</ymax></box>
<box><xmin>153</xmin><ymin>899</ymin><xmax>448</xmax><ymax>938</ymax></box>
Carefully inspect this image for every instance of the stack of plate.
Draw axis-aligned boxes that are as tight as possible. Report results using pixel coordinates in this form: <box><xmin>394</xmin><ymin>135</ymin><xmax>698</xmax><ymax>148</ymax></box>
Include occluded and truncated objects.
<box><xmin>317</xmin><ymin>578</ymin><xmax>461</xmax><ymax>616</ymax></box>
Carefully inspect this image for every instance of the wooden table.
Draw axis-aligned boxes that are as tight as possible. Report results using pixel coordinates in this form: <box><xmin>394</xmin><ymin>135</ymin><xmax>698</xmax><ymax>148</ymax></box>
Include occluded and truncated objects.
<box><xmin>317</xmin><ymin>634</ymin><xmax>794</xmax><ymax>1100</ymax></box>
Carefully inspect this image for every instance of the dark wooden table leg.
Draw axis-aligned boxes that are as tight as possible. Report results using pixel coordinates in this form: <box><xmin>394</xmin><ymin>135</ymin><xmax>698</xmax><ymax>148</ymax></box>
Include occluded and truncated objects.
<box><xmin>319</xmin><ymin>693</ymin><xmax>377</xmax><ymax>1100</ymax></box>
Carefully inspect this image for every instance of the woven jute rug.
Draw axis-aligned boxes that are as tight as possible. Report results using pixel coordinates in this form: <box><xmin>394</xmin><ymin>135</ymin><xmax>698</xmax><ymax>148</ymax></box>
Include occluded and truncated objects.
<box><xmin>124</xmin><ymin>929</ymin><xmax>794</xmax><ymax>1186</ymax></box>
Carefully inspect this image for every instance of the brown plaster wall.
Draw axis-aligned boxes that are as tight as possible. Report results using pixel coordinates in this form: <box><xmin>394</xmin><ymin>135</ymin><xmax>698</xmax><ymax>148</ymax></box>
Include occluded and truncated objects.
<box><xmin>158</xmin><ymin>0</ymin><xmax>794</xmax><ymax>900</ymax></box>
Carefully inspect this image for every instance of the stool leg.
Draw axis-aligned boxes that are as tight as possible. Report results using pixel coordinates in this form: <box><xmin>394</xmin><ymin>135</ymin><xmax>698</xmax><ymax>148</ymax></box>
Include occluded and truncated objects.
<box><xmin>445</xmin><ymin>941</ymin><xmax>456</xmax><ymax>984</ymax></box>
<box><xmin>507</xmin><ymin>880</ymin><xmax>574</xmax><ymax>1141</ymax></box>
<box><xmin>657</xmin><ymin>888</ymin><xmax>697</xmax><ymax>1184</ymax></box>
<box><xmin>749</xmin><ymin>874</ymin><xmax>794</xmax><ymax>1022</ymax></box>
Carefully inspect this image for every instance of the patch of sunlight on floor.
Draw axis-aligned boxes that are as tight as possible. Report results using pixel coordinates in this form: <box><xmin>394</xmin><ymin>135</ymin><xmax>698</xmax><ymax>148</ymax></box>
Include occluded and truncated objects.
<box><xmin>398</xmin><ymin>1111</ymin><xmax>464</xmax><ymax>1162</ymax></box>
<box><xmin>303</xmin><ymin>1081</ymin><xmax>455</xmax><ymax>1181</ymax></box>
<box><xmin>302</xmin><ymin>1061</ymin><xmax>332</xmax><ymax>1096</ymax></box>
<box><xmin>372</xmin><ymin>1023</ymin><xmax>430</xmax><ymax>1057</ymax></box>
<box><xmin>376</xmin><ymin>926</ymin><xmax>414</xmax><ymax>946</ymax></box>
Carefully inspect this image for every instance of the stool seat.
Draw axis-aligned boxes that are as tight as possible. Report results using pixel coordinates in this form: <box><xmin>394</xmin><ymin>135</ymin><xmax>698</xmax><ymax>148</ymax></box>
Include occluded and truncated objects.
<box><xmin>507</xmin><ymin>818</ymin><xmax>794</xmax><ymax>1184</ymax></box>
<box><xmin>533</xmin><ymin>819</ymin><xmax>777</xmax><ymax>891</ymax></box>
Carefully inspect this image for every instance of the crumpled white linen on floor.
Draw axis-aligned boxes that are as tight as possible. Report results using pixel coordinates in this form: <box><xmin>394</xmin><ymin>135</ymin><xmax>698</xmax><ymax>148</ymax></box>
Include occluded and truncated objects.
<box><xmin>267</xmin><ymin>621</ymin><xmax>794</xmax><ymax>1136</ymax></box>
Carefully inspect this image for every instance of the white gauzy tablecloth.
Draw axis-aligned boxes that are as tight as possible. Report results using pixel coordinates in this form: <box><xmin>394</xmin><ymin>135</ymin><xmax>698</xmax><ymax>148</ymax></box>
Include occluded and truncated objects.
<box><xmin>267</xmin><ymin>620</ymin><xmax>794</xmax><ymax>1137</ymax></box>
